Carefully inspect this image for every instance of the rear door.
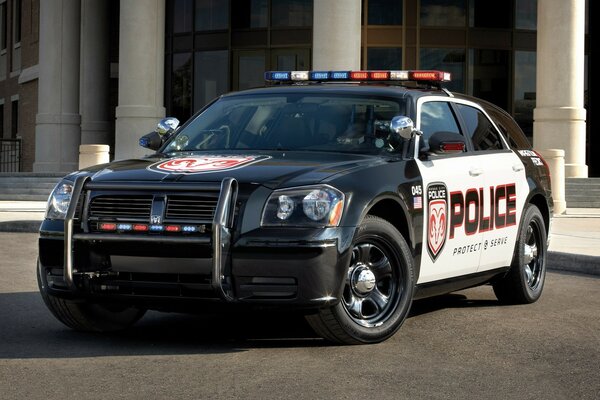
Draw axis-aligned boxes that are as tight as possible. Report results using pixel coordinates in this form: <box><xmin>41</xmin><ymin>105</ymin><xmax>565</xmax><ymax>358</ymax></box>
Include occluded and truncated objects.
<box><xmin>453</xmin><ymin>101</ymin><xmax>528</xmax><ymax>272</ymax></box>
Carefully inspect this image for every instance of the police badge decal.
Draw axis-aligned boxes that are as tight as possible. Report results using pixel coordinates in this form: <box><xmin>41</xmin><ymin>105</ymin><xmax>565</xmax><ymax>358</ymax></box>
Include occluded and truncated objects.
<box><xmin>427</xmin><ymin>182</ymin><xmax>448</xmax><ymax>262</ymax></box>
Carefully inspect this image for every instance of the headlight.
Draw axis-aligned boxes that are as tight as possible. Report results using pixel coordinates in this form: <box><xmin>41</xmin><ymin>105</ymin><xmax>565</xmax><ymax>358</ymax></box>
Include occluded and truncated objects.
<box><xmin>45</xmin><ymin>181</ymin><xmax>74</xmax><ymax>220</ymax></box>
<box><xmin>261</xmin><ymin>185</ymin><xmax>345</xmax><ymax>227</ymax></box>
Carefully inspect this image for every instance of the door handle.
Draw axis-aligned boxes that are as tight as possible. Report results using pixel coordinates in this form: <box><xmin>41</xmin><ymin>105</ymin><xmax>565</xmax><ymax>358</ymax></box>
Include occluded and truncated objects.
<box><xmin>512</xmin><ymin>164</ymin><xmax>524</xmax><ymax>172</ymax></box>
<box><xmin>469</xmin><ymin>168</ymin><xmax>483</xmax><ymax>177</ymax></box>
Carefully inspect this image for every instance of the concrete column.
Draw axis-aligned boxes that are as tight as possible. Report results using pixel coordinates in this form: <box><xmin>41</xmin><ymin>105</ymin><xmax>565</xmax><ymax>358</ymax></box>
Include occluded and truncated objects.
<box><xmin>533</xmin><ymin>0</ymin><xmax>587</xmax><ymax>177</ymax></box>
<box><xmin>539</xmin><ymin>149</ymin><xmax>566</xmax><ymax>215</ymax></box>
<box><xmin>79</xmin><ymin>144</ymin><xmax>110</xmax><ymax>169</ymax></box>
<box><xmin>80</xmin><ymin>0</ymin><xmax>110</xmax><ymax>146</ymax></box>
<box><xmin>313</xmin><ymin>0</ymin><xmax>361</xmax><ymax>70</ymax></box>
<box><xmin>33</xmin><ymin>0</ymin><xmax>81</xmax><ymax>172</ymax></box>
<box><xmin>115</xmin><ymin>0</ymin><xmax>166</xmax><ymax>160</ymax></box>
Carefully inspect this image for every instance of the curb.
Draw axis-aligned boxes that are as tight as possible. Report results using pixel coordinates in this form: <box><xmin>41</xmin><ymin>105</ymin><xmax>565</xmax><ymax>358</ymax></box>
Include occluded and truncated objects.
<box><xmin>547</xmin><ymin>251</ymin><xmax>600</xmax><ymax>277</ymax></box>
<box><xmin>0</xmin><ymin>220</ymin><xmax>42</xmax><ymax>233</ymax></box>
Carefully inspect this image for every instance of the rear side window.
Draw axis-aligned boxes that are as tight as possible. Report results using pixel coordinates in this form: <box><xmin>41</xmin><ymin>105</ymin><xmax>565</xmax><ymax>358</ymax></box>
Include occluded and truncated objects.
<box><xmin>483</xmin><ymin>106</ymin><xmax>532</xmax><ymax>149</ymax></box>
<box><xmin>455</xmin><ymin>103</ymin><xmax>505</xmax><ymax>151</ymax></box>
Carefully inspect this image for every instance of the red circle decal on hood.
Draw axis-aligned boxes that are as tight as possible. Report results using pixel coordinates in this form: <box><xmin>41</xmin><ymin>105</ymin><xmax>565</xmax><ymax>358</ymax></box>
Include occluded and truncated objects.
<box><xmin>150</xmin><ymin>155</ymin><xmax>268</xmax><ymax>174</ymax></box>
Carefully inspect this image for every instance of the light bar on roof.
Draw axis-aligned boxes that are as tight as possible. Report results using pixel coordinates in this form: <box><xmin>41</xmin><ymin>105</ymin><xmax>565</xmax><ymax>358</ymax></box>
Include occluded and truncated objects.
<box><xmin>409</xmin><ymin>70</ymin><xmax>451</xmax><ymax>82</ymax></box>
<box><xmin>264</xmin><ymin>70</ymin><xmax>451</xmax><ymax>83</ymax></box>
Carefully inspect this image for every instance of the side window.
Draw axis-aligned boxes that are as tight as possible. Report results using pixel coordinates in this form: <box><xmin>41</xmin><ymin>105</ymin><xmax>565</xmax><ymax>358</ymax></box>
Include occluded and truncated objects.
<box><xmin>419</xmin><ymin>101</ymin><xmax>461</xmax><ymax>146</ymax></box>
<box><xmin>455</xmin><ymin>103</ymin><xmax>505</xmax><ymax>151</ymax></box>
<box><xmin>484</xmin><ymin>106</ymin><xmax>532</xmax><ymax>149</ymax></box>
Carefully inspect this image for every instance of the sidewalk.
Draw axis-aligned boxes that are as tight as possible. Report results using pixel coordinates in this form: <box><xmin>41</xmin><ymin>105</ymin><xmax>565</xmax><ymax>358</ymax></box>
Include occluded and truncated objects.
<box><xmin>0</xmin><ymin>201</ymin><xmax>598</xmax><ymax>276</ymax></box>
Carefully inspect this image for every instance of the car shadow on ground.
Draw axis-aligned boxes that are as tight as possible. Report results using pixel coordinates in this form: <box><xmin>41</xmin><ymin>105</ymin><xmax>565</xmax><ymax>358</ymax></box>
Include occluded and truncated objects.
<box><xmin>0</xmin><ymin>290</ymin><xmax>503</xmax><ymax>359</ymax></box>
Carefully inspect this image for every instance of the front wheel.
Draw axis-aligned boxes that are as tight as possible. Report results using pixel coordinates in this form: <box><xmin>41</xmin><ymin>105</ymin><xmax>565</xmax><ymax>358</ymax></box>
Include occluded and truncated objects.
<box><xmin>37</xmin><ymin>262</ymin><xmax>146</xmax><ymax>332</ymax></box>
<box><xmin>493</xmin><ymin>204</ymin><xmax>547</xmax><ymax>304</ymax></box>
<box><xmin>306</xmin><ymin>216</ymin><xmax>415</xmax><ymax>344</ymax></box>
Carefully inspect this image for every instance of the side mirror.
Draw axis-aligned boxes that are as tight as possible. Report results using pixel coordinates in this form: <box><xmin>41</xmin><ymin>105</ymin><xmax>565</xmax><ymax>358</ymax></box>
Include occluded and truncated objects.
<box><xmin>157</xmin><ymin>117</ymin><xmax>180</xmax><ymax>136</ymax></box>
<box><xmin>139</xmin><ymin>131</ymin><xmax>163</xmax><ymax>151</ymax></box>
<box><xmin>390</xmin><ymin>116</ymin><xmax>415</xmax><ymax>140</ymax></box>
<box><xmin>139</xmin><ymin>117</ymin><xmax>181</xmax><ymax>151</ymax></box>
<box><xmin>427</xmin><ymin>131</ymin><xmax>466</xmax><ymax>155</ymax></box>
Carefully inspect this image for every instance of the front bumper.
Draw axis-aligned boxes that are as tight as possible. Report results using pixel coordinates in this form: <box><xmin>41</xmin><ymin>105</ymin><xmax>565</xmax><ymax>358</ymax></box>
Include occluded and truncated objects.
<box><xmin>38</xmin><ymin>230</ymin><xmax>352</xmax><ymax>308</ymax></box>
<box><xmin>38</xmin><ymin>176</ymin><xmax>355</xmax><ymax>309</ymax></box>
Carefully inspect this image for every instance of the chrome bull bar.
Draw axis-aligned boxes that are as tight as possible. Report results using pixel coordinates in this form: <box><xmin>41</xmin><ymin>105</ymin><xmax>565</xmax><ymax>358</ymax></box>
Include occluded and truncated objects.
<box><xmin>212</xmin><ymin>177</ymin><xmax>238</xmax><ymax>301</ymax></box>
<box><xmin>63</xmin><ymin>175</ymin><xmax>238</xmax><ymax>300</ymax></box>
<box><xmin>64</xmin><ymin>175</ymin><xmax>89</xmax><ymax>289</ymax></box>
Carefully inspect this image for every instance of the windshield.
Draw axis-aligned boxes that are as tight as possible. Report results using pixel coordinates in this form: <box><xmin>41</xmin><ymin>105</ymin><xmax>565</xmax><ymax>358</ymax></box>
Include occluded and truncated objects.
<box><xmin>163</xmin><ymin>93</ymin><xmax>407</xmax><ymax>155</ymax></box>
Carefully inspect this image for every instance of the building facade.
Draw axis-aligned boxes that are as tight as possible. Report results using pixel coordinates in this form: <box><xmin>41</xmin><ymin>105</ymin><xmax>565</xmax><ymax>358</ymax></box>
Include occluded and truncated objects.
<box><xmin>0</xmin><ymin>0</ymin><xmax>595</xmax><ymax>176</ymax></box>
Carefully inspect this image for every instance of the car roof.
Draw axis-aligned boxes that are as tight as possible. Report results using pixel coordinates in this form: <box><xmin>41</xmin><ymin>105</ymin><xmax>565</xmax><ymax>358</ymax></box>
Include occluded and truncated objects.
<box><xmin>222</xmin><ymin>83</ymin><xmax>451</xmax><ymax>101</ymax></box>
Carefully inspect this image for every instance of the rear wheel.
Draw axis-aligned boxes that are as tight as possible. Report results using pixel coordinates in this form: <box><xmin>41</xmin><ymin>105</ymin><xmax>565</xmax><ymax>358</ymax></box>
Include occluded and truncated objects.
<box><xmin>493</xmin><ymin>204</ymin><xmax>547</xmax><ymax>304</ymax></box>
<box><xmin>37</xmin><ymin>262</ymin><xmax>146</xmax><ymax>332</ymax></box>
<box><xmin>306</xmin><ymin>216</ymin><xmax>414</xmax><ymax>344</ymax></box>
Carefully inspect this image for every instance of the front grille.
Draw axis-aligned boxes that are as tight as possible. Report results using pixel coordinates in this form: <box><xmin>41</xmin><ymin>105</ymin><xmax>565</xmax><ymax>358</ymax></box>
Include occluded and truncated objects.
<box><xmin>86</xmin><ymin>193</ymin><xmax>220</xmax><ymax>228</ymax></box>
<box><xmin>89</xmin><ymin>195</ymin><xmax>152</xmax><ymax>219</ymax></box>
<box><xmin>165</xmin><ymin>195</ymin><xmax>218</xmax><ymax>221</ymax></box>
<box><xmin>89</xmin><ymin>195</ymin><xmax>153</xmax><ymax>220</ymax></box>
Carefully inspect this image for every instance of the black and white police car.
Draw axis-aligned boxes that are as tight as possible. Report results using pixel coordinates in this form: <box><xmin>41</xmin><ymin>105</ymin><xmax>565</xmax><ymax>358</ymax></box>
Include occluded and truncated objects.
<box><xmin>38</xmin><ymin>70</ymin><xmax>552</xmax><ymax>344</ymax></box>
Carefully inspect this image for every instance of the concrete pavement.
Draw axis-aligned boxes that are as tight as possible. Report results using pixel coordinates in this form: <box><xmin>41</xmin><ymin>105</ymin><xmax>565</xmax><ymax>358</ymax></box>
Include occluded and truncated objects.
<box><xmin>0</xmin><ymin>200</ymin><xmax>598</xmax><ymax>276</ymax></box>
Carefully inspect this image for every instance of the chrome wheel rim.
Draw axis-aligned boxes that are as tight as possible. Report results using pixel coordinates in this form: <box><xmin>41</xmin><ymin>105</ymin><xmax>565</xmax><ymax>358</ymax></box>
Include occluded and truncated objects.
<box><xmin>342</xmin><ymin>240</ymin><xmax>402</xmax><ymax>327</ymax></box>
<box><xmin>523</xmin><ymin>219</ymin><xmax>544</xmax><ymax>290</ymax></box>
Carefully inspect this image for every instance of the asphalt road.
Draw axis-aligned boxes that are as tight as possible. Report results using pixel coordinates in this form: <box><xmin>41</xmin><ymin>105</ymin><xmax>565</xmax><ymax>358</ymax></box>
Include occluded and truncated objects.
<box><xmin>1</xmin><ymin>232</ymin><xmax>598</xmax><ymax>400</ymax></box>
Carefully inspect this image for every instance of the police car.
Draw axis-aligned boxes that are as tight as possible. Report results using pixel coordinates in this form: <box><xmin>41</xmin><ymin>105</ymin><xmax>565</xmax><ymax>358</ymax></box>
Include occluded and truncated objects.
<box><xmin>38</xmin><ymin>70</ymin><xmax>552</xmax><ymax>344</ymax></box>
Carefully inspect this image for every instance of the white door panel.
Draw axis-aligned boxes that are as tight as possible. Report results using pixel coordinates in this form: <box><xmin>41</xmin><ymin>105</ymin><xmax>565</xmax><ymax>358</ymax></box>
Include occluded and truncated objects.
<box><xmin>477</xmin><ymin>151</ymin><xmax>528</xmax><ymax>271</ymax></box>
<box><xmin>417</xmin><ymin>155</ymin><xmax>485</xmax><ymax>284</ymax></box>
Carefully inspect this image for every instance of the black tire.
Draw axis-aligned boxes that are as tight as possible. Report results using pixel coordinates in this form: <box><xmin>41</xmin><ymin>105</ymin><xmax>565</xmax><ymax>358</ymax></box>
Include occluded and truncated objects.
<box><xmin>306</xmin><ymin>215</ymin><xmax>415</xmax><ymax>344</ymax></box>
<box><xmin>493</xmin><ymin>204</ymin><xmax>547</xmax><ymax>304</ymax></box>
<box><xmin>37</xmin><ymin>261</ymin><xmax>146</xmax><ymax>332</ymax></box>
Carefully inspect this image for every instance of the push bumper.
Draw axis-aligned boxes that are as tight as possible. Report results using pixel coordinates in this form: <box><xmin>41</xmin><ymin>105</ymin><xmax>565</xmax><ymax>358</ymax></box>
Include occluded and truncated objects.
<box><xmin>39</xmin><ymin>176</ymin><xmax>354</xmax><ymax>307</ymax></box>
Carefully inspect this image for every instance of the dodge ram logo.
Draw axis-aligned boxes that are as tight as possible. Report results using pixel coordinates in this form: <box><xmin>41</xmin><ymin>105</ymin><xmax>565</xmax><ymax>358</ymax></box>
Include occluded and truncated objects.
<box><xmin>149</xmin><ymin>155</ymin><xmax>270</xmax><ymax>174</ymax></box>
<box><xmin>427</xmin><ymin>182</ymin><xmax>448</xmax><ymax>262</ymax></box>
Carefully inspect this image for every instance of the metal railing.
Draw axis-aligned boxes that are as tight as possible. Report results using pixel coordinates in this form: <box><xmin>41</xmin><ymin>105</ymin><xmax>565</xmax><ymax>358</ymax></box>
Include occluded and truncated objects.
<box><xmin>0</xmin><ymin>139</ymin><xmax>22</xmax><ymax>172</ymax></box>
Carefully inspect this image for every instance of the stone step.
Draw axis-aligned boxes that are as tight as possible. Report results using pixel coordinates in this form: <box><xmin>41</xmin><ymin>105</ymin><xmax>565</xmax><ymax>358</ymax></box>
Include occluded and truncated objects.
<box><xmin>0</xmin><ymin>188</ymin><xmax>54</xmax><ymax>195</ymax></box>
<box><xmin>0</xmin><ymin>182</ymin><xmax>58</xmax><ymax>188</ymax></box>
<box><xmin>564</xmin><ymin>178</ymin><xmax>600</xmax><ymax>208</ymax></box>
<box><xmin>0</xmin><ymin>177</ymin><xmax>62</xmax><ymax>182</ymax></box>
<box><xmin>0</xmin><ymin>174</ymin><xmax>65</xmax><ymax>201</ymax></box>
<box><xmin>0</xmin><ymin>194</ymin><xmax>52</xmax><ymax>201</ymax></box>
<box><xmin>564</xmin><ymin>201</ymin><xmax>600</xmax><ymax>208</ymax></box>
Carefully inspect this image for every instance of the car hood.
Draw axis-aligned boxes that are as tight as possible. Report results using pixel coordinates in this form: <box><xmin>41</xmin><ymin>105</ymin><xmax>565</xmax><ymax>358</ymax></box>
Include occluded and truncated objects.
<box><xmin>81</xmin><ymin>151</ymin><xmax>393</xmax><ymax>189</ymax></box>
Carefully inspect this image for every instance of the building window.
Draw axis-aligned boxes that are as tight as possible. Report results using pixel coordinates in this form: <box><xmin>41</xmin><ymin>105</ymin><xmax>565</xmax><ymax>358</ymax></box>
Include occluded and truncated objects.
<box><xmin>368</xmin><ymin>0</ymin><xmax>403</xmax><ymax>25</ymax></box>
<box><xmin>0</xmin><ymin>103</ymin><xmax>4</xmax><ymax>138</ymax></box>
<box><xmin>420</xmin><ymin>48</ymin><xmax>465</xmax><ymax>92</ymax></box>
<box><xmin>514</xmin><ymin>51</ymin><xmax>536</xmax><ymax>139</ymax></box>
<box><xmin>271</xmin><ymin>0</ymin><xmax>313</xmax><ymax>27</ymax></box>
<box><xmin>237</xmin><ymin>52</ymin><xmax>265</xmax><ymax>90</ymax></box>
<box><xmin>420</xmin><ymin>0</ymin><xmax>466</xmax><ymax>27</ymax></box>
<box><xmin>11</xmin><ymin>99</ymin><xmax>17</xmax><ymax>138</ymax></box>
<box><xmin>0</xmin><ymin>1</ymin><xmax>6</xmax><ymax>51</ymax></box>
<box><xmin>196</xmin><ymin>0</ymin><xmax>229</xmax><ymax>31</ymax></box>
<box><xmin>515</xmin><ymin>0</ymin><xmax>537</xmax><ymax>30</ymax></box>
<box><xmin>171</xmin><ymin>53</ymin><xmax>192</xmax><ymax>121</ymax></box>
<box><xmin>194</xmin><ymin>50</ymin><xmax>229</xmax><ymax>111</ymax></box>
<box><xmin>367</xmin><ymin>47</ymin><xmax>402</xmax><ymax>70</ymax></box>
<box><xmin>233</xmin><ymin>0</ymin><xmax>268</xmax><ymax>29</ymax></box>
<box><xmin>172</xmin><ymin>0</ymin><xmax>193</xmax><ymax>33</ymax></box>
<box><xmin>469</xmin><ymin>0</ymin><xmax>510</xmax><ymax>29</ymax></box>
<box><xmin>469</xmin><ymin>49</ymin><xmax>510</xmax><ymax>111</ymax></box>
<box><xmin>12</xmin><ymin>0</ymin><xmax>20</xmax><ymax>44</ymax></box>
